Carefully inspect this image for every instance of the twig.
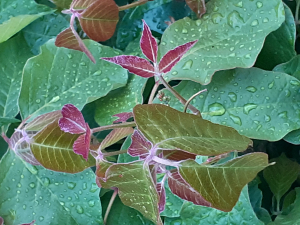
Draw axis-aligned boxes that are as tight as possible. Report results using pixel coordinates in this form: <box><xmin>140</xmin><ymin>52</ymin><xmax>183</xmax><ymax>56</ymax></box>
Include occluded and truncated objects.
<box><xmin>148</xmin><ymin>80</ymin><xmax>160</xmax><ymax>104</ymax></box>
<box><xmin>104</xmin><ymin>189</ymin><xmax>118</xmax><ymax>224</ymax></box>
<box><xmin>183</xmin><ymin>89</ymin><xmax>207</xmax><ymax>113</ymax></box>
<box><xmin>118</xmin><ymin>0</ymin><xmax>148</xmax><ymax>11</ymax></box>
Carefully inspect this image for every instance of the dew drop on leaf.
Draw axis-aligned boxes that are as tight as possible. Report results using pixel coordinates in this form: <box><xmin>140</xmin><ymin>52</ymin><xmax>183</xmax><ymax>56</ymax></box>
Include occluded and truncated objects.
<box><xmin>256</xmin><ymin>2</ymin><xmax>263</xmax><ymax>8</ymax></box>
<box><xmin>181</xmin><ymin>28</ymin><xmax>188</xmax><ymax>34</ymax></box>
<box><xmin>246</xmin><ymin>86</ymin><xmax>257</xmax><ymax>93</ymax></box>
<box><xmin>67</xmin><ymin>182</ymin><xmax>76</xmax><ymax>190</ymax></box>
<box><xmin>229</xmin><ymin>114</ymin><xmax>242</xmax><ymax>126</ymax></box>
<box><xmin>228</xmin><ymin>92</ymin><xmax>237</xmax><ymax>102</ymax></box>
<box><xmin>227</xmin><ymin>11</ymin><xmax>244</xmax><ymax>28</ymax></box>
<box><xmin>211</xmin><ymin>13</ymin><xmax>223</xmax><ymax>24</ymax></box>
<box><xmin>243</xmin><ymin>103</ymin><xmax>258</xmax><ymax>114</ymax></box>
<box><xmin>278</xmin><ymin>111</ymin><xmax>287</xmax><ymax>118</ymax></box>
<box><xmin>182</xmin><ymin>60</ymin><xmax>193</xmax><ymax>70</ymax></box>
<box><xmin>42</xmin><ymin>177</ymin><xmax>50</xmax><ymax>187</ymax></box>
<box><xmin>264</xmin><ymin>115</ymin><xmax>271</xmax><ymax>122</ymax></box>
<box><xmin>251</xmin><ymin>20</ymin><xmax>259</xmax><ymax>27</ymax></box>
<box><xmin>290</xmin><ymin>80</ymin><xmax>300</xmax><ymax>86</ymax></box>
<box><xmin>208</xmin><ymin>103</ymin><xmax>226</xmax><ymax>116</ymax></box>
<box><xmin>76</xmin><ymin>205</ymin><xmax>84</xmax><ymax>214</ymax></box>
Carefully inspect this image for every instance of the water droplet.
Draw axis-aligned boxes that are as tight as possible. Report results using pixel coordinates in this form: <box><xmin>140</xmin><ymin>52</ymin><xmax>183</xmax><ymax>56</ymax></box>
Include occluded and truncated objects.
<box><xmin>80</xmin><ymin>62</ymin><xmax>86</xmax><ymax>66</ymax></box>
<box><xmin>23</xmin><ymin>204</ymin><xmax>26</xmax><ymax>209</ymax></box>
<box><xmin>278</xmin><ymin>111</ymin><xmax>287</xmax><ymax>118</ymax></box>
<box><xmin>251</xmin><ymin>20</ymin><xmax>259</xmax><ymax>27</ymax></box>
<box><xmin>67</xmin><ymin>54</ymin><xmax>73</xmax><ymax>59</ymax></box>
<box><xmin>67</xmin><ymin>182</ymin><xmax>76</xmax><ymax>190</ymax></box>
<box><xmin>211</xmin><ymin>13</ymin><xmax>223</xmax><ymax>24</ymax></box>
<box><xmin>171</xmin><ymin>71</ymin><xmax>178</xmax><ymax>75</ymax></box>
<box><xmin>90</xmin><ymin>183</ymin><xmax>98</xmax><ymax>193</ymax></box>
<box><xmin>263</xmin><ymin>18</ymin><xmax>269</xmax><ymax>23</ymax></box>
<box><xmin>264</xmin><ymin>115</ymin><xmax>271</xmax><ymax>122</ymax></box>
<box><xmin>208</xmin><ymin>103</ymin><xmax>226</xmax><ymax>116</ymax></box>
<box><xmin>256</xmin><ymin>2</ymin><xmax>263</xmax><ymax>8</ymax></box>
<box><xmin>227</xmin><ymin>11</ymin><xmax>244</xmax><ymax>28</ymax></box>
<box><xmin>181</xmin><ymin>28</ymin><xmax>188</xmax><ymax>34</ymax></box>
<box><xmin>83</xmin><ymin>183</ymin><xmax>87</xmax><ymax>190</ymax></box>
<box><xmin>60</xmin><ymin>201</ymin><xmax>65</xmax><ymax>206</ymax></box>
<box><xmin>76</xmin><ymin>205</ymin><xmax>84</xmax><ymax>214</ymax></box>
<box><xmin>88</xmin><ymin>200</ymin><xmax>95</xmax><ymax>207</ymax></box>
<box><xmin>39</xmin><ymin>216</ymin><xmax>44</xmax><ymax>221</ymax></box>
<box><xmin>229</xmin><ymin>114</ymin><xmax>242</xmax><ymax>126</ymax></box>
<box><xmin>230</xmin><ymin>47</ymin><xmax>235</xmax><ymax>51</ymax></box>
<box><xmin>93</xmin><ymin>70</ymin><xmax>102</xmax><ymax>76</ymax></box>
<box><xmin>285</xmin><ymin>89</ymin><xmax>291</xmax><ymax>97</ymax></box>
<box><xmin>17</xmin><ymin>183</ymin><xmax>22</xmax><ymax>188</ymax></box>
<box><xmin>243</xmin><ymin>103</ymin><xmax>257</xmax><ymax>114</ymax></box>
<box><xmin>35</xmin><ymin>99</ymin><xmax>41</xmax><ymax>104</ymax></box>
<box><xmin>166</xmin><ymin>202</ymin><xmax>173</xmax><ymax>206</ymax></box>
<box><xmin>50</xmin><ymin>96</ymin><xmax>60</xmax><ymax>103</ymax></box>
<box><xmin>268</xmin><ymin>81</ymin><xmax>274</xmax><ymax>89</ymax></box>
<box><xmin>228</xmin><ymin>92</ymin><xmax>237</xmax><ymax>102</ymax></box>
<box><xmin>290</xmin><ymin>80</ymin><xmax>300</xmax><ymax>86</ymax></box>
<box><xmin>29</xmin><ymin>183</ymin><xmax>36</xmax><ymax>188</ymax></box>
<box><xmin>196</xmin><ymin>20</ymin><xmax>202</xmax><ymax>26</ymax></box>
<box><xmin>182</xmin><ymin>60</ymin><xmax>193</xmax><ymax>70</ymax></box>
<box><xmin>42</xmin><ymin>177</ymin><xmax>50</xmax><ymax>187</ymax></box>
<box><xmin>234</xmin><ymin>1</ymin><xmax>243</xmax><ymax>8</ymax></box>
<box><xmin>246</xmin><ymin>86</ymin><xmax>257</xmax><ymax>93</ymax></box>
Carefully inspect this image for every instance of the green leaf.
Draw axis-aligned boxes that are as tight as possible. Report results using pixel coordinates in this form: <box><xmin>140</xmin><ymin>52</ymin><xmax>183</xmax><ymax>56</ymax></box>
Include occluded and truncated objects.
<box><xmin>0</xmin><ymin>34</ymin><xmax>33</xmax><ymax>127</ymax></box>
<box><xmin>0</xmin><ymin>151</ymin><xmax>103</xmax><ymax>225</ymax></box>
<box><xmin>271</xmin><ymin>188</ymin><xmax>300</xmax><ymax>225</ymax></box>
<box><xmin>117</xmin><ymin>135</ymin><xmax>139</xmax><ymax>163</ymax></box>
<box><xmin>154</xmin><ymin>68</ymin><xmax>300</xmax><ymax>141</ymax></box>
<box><xmin>30</xmin><ymin>119</ymin><xmax>95</xmax><ymax>173</ymax></box>
<box><xmin>0</xmin><ymin>118</ymin><xmax>20</xmax><ymax>127</ymax></box>
<box><xmin>179</xmin><ymin>153</ymin><xmax>269</xmax><ymax>211</ymax></box>
<box><xmin>22</xmin><ymin>13</ymin><xmax>70</xmax><ymax>55</ymax></box>
<box><xmin>282</xmin><ymin>190</ymin><xmax>296</xmax><ymax>214</ymax></box>
<box><xmin>50</xmin><ymin>0</ymin><xmax>72</xmax><ymax>9</ymax></box>
<box><xmin>255</xmin><ymin>4</ymin><xmax>296</xmax><ymax>70</ymax></box>
<box><xmin>159</xmin><ymin>0</ymin><xmax>285</xmax><ymax>84</ymax></box>
<box><xmin>100</xmin><ymin>162</ymin><xmax>162</xmax><ymax>225</ymax></box>
<box><xmin>164</xmin><ymin>186</ymin><xmax>264</xmax><ymax>225</ymax></box>
<box><xmin>0</xmin><ymin>0</ymin><xmax>54</xmax><ymax>43</ymax></box>
<box><xmin>133</xmin><ymin>104</ymin><xmax>251</xmax><ymax>156</ymax></box>
<box><xmin>19</xmin><ymin>39</ymin><xmax>128</xmax><ymax>120</ymax></box>
<box><xmin>263</xmin><ymin>153</ymin><xmax>300</xmax><ymax>203</ymax></box>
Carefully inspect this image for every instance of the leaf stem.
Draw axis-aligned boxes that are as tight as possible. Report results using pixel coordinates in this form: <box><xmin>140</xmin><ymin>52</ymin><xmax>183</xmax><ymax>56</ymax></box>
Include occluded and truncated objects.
<box><xmin>104</xmin><ymin>188</ymin><xmax>118</xmax><ymax>225</ymax></box>
<box><xmin>296</xmin><ymin>0</ymin><xmax>300</xmax><ymax>26</ymax></box>
<box><xmin>183</xmin><ymin>89</ymin><xmax>207</xmax><ymax>113</ymax></box>
<box><xmin>118</xmin><ymin>0</ymin><xmax>149</xmax><ymax>11</ymax></box>
<box><xmin>159</xmin><ymin>76</ymin><xmax>201</xmax><ymax>115</ymax></box>
<box><xmin>103</xmin><ymin>149</ymin><xmax>128</xmax><ymax>157</ymax></box>
<box><xmin>91</xmin><ymin>121</ymin><xmax>136</xmax><ymax>134</ymax></box>
<box><xmin>148</xmin><ymin>80</ymin><xmax>160</xmax><ymax>104</ymax></box>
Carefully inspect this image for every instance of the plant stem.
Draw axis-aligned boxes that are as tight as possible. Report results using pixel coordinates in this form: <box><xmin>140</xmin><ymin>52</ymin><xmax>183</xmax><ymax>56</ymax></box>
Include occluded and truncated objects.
<box><xmin>91</xmin><ymin>121</ymin><xmax>136</xmax><ymax>134</ymax></box>
<box><xmin>118</xmin><ymin>0</ymin><xmax>148</xmax><ymax>11</ymax></box>
<box><xmin>296</xmin><ymin>0</ymin><xmax>300</xmax><ymax>25</ymax></box>
<box><xmin>104</xmin><ymin>188</ymin><xmax>118</xmax><ymax>225</ymax></box>
<box><xmin>159</xmin><ymin>76</ymin><xmax>201</xmax><ymax>115</ymax></box>
<box><xmin>103</xmin><ymin>149</ymin><xmax>128</xmax><ymax>157</ymax></box>
<box><xmin>148</xmin><ymin>80</ymin><xmax>160</xmax><ymax>104</ymax></box>
<box><xmin>183</xmin><ymin>89</ymin><xmax>207</xmax><ymax>113</ymax></box>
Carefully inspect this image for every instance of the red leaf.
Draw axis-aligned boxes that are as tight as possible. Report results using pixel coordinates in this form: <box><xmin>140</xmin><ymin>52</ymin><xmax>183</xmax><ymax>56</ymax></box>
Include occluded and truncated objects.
<box><xmin>163</xmin><ymin>150</ymin><xmax>197</xmax><ymax>161</ymax></box>
<box><xmin>113</xmin><ymin>112</ymin><xmax>133</xmax><ymax>123</ymax></box>
<box><xmin>158</xmin><ymin>40</ymin><xmax>198</xmax><ymax>73</ymax></box>
<box><xmin>186</xmin><ymin>0</ymin><xmax>206</xmax><ymax>18</ymax></box>
<box><xmin>168</xmin><ymin>171</ymin><xmax>211</xmax><ymax>207</ymax></box>
<box><xmin>128</xmin><ymin>130</ymin><xmax>152</xmax><ymax>157</ymax></box>
<box><xmin>59</xmin><ymin>104</ymin><xmax>86</xmax><ymax>134</ymax></box>
<box><xmin>140</xmin><ymin>20</ymin><xmax>158</xmax><ymax>63</ymax></box>
<box><xmin>73</xmin><ymin>123</ymin><xmax>91</xmax><ymax>161</ymax></box>
<box><xmin>71</xmin><ymin>0</ymin><xmax>96</xmax><ymax>10</ymax></box>
<box><xmin>101</xmin><ymin>56</ymin><xmax>155</xmax><ymax>78</ymax></box>
<box><xmin>55</xmin><ymin>27</ymin><xmax>95</xmax><ymax>63</ymax></box>
<box><xmin>79</xmin><ymin>0</ymin><xmax>119</xmax><ymax>42</ymax></box>
<box><xmin>156</xmin><ymin>182</ymin><xmax>166</xmax><ymax>212</ymax></box>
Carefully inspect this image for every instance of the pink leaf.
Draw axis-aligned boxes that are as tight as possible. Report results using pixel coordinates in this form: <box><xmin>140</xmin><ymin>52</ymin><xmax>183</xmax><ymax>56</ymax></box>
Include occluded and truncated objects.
<box><xmin>128</xmin><ymin>130</ymin><xmax>152</xmax><ymax>157</ymax></box>
<box><xmin>113</xmin><ymin>112</ymin><xmax>133</xmax><ymax>123</ymax></box>
<box><xmin>168</xmin><ymin>171</ymin><xmax>211</xmax><ymax>207</ymax></box>
<box><xmin>71</xmin><ymin>0</ymin><xmax>96</xmax><ymax>9</ymax></box>
<box><xmin>156</xmin><ymin>182</ymin><xmax>166</xmax><ymax>212</ymax></box>
<box><xmin>73</xmin><ymin>123</ymin><xmax>91</xmax><ymax>161</ymax></box>
<box><xmin>0</xmin><ymin>216</ymin><xmax>3</xmax><ymax>225</ymax></box>
<box><xmin>158</xmin><ymin>40</ymin><xmax>198</xmax><ymax>73</ymax></box>
<box><xmin>101</xmin><ymin>56</ymin><xmax>155</xmax><ymax>78</ymax></box>
<box><xmin>140</xmin><ymin>20</ymin><xmax>158</xmax><ymax>63</ymax></box>
<box><xmin>20</xmin><ymin>220</ymin><xmax>35</xmax><ymax>225</ymax></box>
<box><xmin>59</xmin><ymin>104</ymin><xmax>86</xmax><ymax>134</ymax></box>
<box><xmin>55</xmin><ymin>27</ymin><xmax>95</xmax><ymax>63</ymax></box>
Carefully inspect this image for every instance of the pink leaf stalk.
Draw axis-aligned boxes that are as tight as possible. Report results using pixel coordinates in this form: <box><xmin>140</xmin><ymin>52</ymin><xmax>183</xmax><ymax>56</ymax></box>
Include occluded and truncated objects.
<box><xmin>140</xmin><ymin>20</ymin><xmax>158</xmax><ymax>63</ymax></box>
<box><xmin>156</xmin><ymin>182</ymin><xmax>166</xmax><ymax>212</ymax></box>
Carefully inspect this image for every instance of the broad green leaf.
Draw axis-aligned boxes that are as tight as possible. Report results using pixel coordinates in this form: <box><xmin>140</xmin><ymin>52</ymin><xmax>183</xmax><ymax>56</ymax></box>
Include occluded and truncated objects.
<box><xmin>255</xmin><ymin>4</ymin><xmax>296</xmax><ymax>70</ymax></box>
<box><xmin>99</xmin><ymin>162</ymin><xmax>162</xmax><ymax>225</ymax></box>
<box><xmin>263</xmin><ymin>153</ymin><xmax>300</xmax><ymax>203</ymax></box>
<box><xmin>0</xmin><ymin>34</ymin><xmax>33</xmax><ymax>127</ymax></box>
<box><xmin>0</xmin><ymin>118</ymin><xmax>20</xmax><ymax>127</ymax></box>
<box><xmin>22</xmin><ymin>13</ymin><xmax>70</xmax><ymax>55</ymax></box>
<box><xmin>133</xmin><ymin>104</ymin><xmax>251</xmax><ymax>156</ymax></box>
<box><xmin>30</xmin><ymin>119</ymin><xmax>95</xmax><ymax>173</ymax></box>
<box><xmin>0</xmin><ymin>151</ymin><xmax>103</xmax><ymax>225</ymax></box>
<box><xmin>179</xmin><ymin>153</ymin><xmax>269</xmax><ymax>211</ymax></box>
<box><xmin>159</xmin><ymin>0</ymin><xmax>285</xmax><ymax>84</ymax></box>
<box><xmin>271</xmin><ymin>188</ymin><xmax>300</xmax><ymax>225</ymax></box>
<box><xmin>154</xmin><ymin>68</ymin><xmax>300</xmax><ymax>141</ymax></box>
<box><xmin>19</xmin><ymin>39</ymin><xmax>128</xmax><ymax>120</ymax></box>
<box><xmin>164</xmin><ymin>186</ymin><xmax>264</xmax><ymax>225</ymax></box>
<box><xmin>282</xmin><ymin>190</ymin><xmax>296</xmax><ymax>214</ymax></box>
<box><xmin>0</xmin><ymin>0</ymin><xmax>54</xmax><ymax>43</ymax></box>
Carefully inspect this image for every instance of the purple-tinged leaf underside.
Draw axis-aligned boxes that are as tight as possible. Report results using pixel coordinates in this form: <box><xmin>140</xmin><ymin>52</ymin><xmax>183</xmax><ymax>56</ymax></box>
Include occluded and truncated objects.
<box><xmin>73</xmin><ymin>124</ymin><xmax>91</xmax><ymax>161</ymax></box>
<box><xmin>113</xmin><ymin>112</ymin><xmax>133</xmax><ymax>123</ymax></box>
<box><xmin>156</xmin><ymin>182</ymin><xmax>166</xmax><ymax>212</ymax></box>
<box><xmin>99</xmin><ymin>127</ymin><xmax>134</xmax><ymax>151</ymax></box>
<box><xmin>31</xmin><ymin>119</ymin><xmax>95</xmax><ymax>173</ymax></box>
<box><xmin>59</xmin><ymin>104</ymin><xmax>86</xmax><ymax>134</ymax></box>
<box><xmin>162</xmin><ymin>150</ymin><xmax>196</xmax><ymax>161</ymax></box>
<box><xmin>99</xmin><ymin>162</ymin><xmax>162</xmax><ymax>225</ymax></box>
<box><xmin>179</xmin><ymin>153</ymin><xmax>269</xmax><ymax>212</ymax></box>
<box><xmin>141</xmin><ymin>20</ymin><xmax>158</xmax><ymax>63</ymax></box>
<box><xmin>158</xmin><ymin>40</ymin><xmax>198</xmax><ymax>73</ymax></box>
<box><xmin>128</xmin><ymin>130</ymin><xmax>152</xmax><ymax>157</ymax></box>
<box><xmin>55</xmin><ymin>27</ymin><xmax>95</xmax><ymax>63</ymax></box>
<box><xmin>168</xmin><ymin>171</ymin><xmax>211</xmax><ymax>207</ymax></box>
<box><xmin>79</xmin><ymin>0</ymin><xmax>119</xmax><ymax>42</ymax></box>
<box><xmin>186</xmin><ymin>0</ymin><xmax>206</xmax><ymax>18</ymax></box>
<box><xmin>24</xmin><ymin>111</ymin><xmax>62</xmax><ymax>132</ymax></box>
<box><xmin>133</xmin><ymin>104</ymin><xmax>252</xmax><ymax>156</ymax></box>
<box><xmin>101</xmin><ymin>56</ymin><xmax>155</xmax><ymax>78</ymax></box>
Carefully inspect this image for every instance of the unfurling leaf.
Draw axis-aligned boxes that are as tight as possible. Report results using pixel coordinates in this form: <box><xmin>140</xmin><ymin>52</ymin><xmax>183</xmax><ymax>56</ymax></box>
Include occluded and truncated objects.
<box><xmin>157</xmin><ymin>182</ymin><xmax>166</xmax><ymax>212</ymax></box>
<box><xmin>128</xmin><ymin>130</ymin><xmax>152</xmax><ymax>157</ymax></box>
<box><xmin>158</xmin><ymin>40</ymin><xmax>198</xmax><ymax>73</ymax></box>
<box><xmin>141</xmin><ymin>20</ymin><xmax>158</xmax><ymax>63</ymax></box>
<box><xmin>113</xmin><ymin>112</ymin><xmax>133</xmax><ymax>123</ymax></box>
<box><xmin>101</xmin><ymin>56</ymin><xmax>155</xmax><ymax>78</ymax></box>
<box><xmin>73</xmin><ymin>125</ymin><xmax>91</xmax><ymax>161</ymax></box>
<box><xmin>186</xmin><ymin>0</ymin><xmax>206</xmax><ymax>18</ymax></box>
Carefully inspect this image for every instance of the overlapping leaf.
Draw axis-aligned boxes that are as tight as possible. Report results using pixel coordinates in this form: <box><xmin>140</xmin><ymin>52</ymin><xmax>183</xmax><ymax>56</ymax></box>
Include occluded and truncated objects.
<box><xmin>159</xmin><ymin>0</ymin><xmax>285</xmax><ymax>84</ymax></box>
<box><xmin>128</xmin><ymin>130</ymin><xmax>152</xmax><ymax>157</ymax></box>
<box><xmin>24</xmin><ymin>111</ymin><xmax>62</xmax><ymax>131</ymax></box>
<box><xmin>133</xmin><ymin>104</ymin><xmax>251</xmax><ymax>155</ymax></box>
<box><xmin>186</xmin><ymin>0</ymin><xmax>206</xmax><ymax>18</ymax></box>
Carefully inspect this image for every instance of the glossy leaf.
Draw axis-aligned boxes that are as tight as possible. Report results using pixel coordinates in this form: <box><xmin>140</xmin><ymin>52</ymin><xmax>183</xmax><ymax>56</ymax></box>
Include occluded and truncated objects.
<box><xmin>128</xmin><ymin>130</ymin><xmax>152</xmax><ymax>157</ymax></box>
<box><xmin>99</xmin><ymin>162</ymin><xmax>162</xmax><ymax>225</ymax></box>
<box><xmin>19</xmin><ymin>39</ymin><xmax>127</xmax><ymax>120</ymax></box>
<box><xmin>133</xmin><ymin>104</ymin><xmax>251</xmax><ymax>156</ymax></box>
<box><xmin>164</xmin><ymin>186</ymin><xmax>263</xmax><ymax>225</ymax></box>
<box><xmin>154</xmin><ymin>68</ymin><xmax>300</xmax><ymax>141</ymax></box>
<box><xmin>0</xmin><ymin>0</ymin><xmax>53</xmax><ymax>43</ymax></box>
<box><xmin>25</xmin><ymin>111</ymin><xmax>62</xmax><ymax>132</ymax></box>
<box><xmin>101</xmin><ymin>56</ymin><xmax>155</xmax><ymax>78</ymax></box>
<box><xmin>73</xmin><ymin>125</ymin><xmax>91</xmax><ymax>161</ymax></box>
<box><xmin>0</xmin><ymin>151</ymin><xmax>103</xmax><ymax>225</ymax></box>
<box><xmin>30</xmin><ymin>119</ymin><xmax>95</xmax><ymax>173</ymax></box>
<box><xmin>179</xmin><ymin>153</ymin><xmax>269</xmax><ymax>211</ymax></box>
<box><xmin>159</xmin><ymin>0</ymin><xmax>285</xmax><ymax>84</ymax></box>
<box><xmin>0</xmin><ymin>118</ymin><xmax>20</xmax><ymax>127</ymax></box>
<box><xmin>141</xmin><ymin>20</ymin><xmax>158</xmax><ymax>63</ymax></box>
<box><xmin>186</xmin><ymin>0</ymin><xmax>206</xmax><ymax>18</ymax></box>
<box><xmin>99</xmin><ymin>127</ymin><xmax>134</xmax><ymax>150</ymax></box>
<box><xmin>274</xmin><ymin>55</ymin><xmax>300</xmax><ymax>80</ymax></box>
<box><xmin>79</xmin><ymin>0</ymin><xmax>119</xmax><ymax>42</ymax></box>
<box><xmin>59</xmin><ymin>104</ymin><xmax>86</xmax><ymax>134</ymax></box>
<box><xmin>263</xmin><ymin>153</ymin><xmax>300</xmax><ymax>203</ymax></box>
